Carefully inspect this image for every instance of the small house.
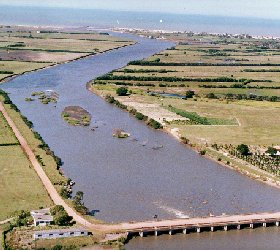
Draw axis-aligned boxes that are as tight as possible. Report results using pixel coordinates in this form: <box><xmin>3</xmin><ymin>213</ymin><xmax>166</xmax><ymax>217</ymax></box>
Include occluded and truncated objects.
<box><xmin>31</xmin><ymin>208</ymin><xmax>53</xmax><ymax>227</ymax></box>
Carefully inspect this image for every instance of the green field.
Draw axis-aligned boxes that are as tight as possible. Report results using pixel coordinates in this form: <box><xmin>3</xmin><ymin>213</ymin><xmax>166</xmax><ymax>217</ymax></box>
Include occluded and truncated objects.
<box><xmin>0</xmin><ymin>108</ymin><xmax>52</xmax><ymax>220</ymax></box>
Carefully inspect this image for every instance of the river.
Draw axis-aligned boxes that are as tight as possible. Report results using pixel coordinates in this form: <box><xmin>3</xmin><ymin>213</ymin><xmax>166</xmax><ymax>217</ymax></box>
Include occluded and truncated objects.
<box><xmin>2</xmin><ymin>33</ymin><xmax>280</xmax><ymax>249</ymax></box>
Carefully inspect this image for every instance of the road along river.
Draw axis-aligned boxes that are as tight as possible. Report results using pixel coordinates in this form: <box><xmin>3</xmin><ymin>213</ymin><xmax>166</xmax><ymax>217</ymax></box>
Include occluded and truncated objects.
<box><xmin>3</xmin><ymin>33</ymin><xmax>280</xmax><ymax>249</ymax></box>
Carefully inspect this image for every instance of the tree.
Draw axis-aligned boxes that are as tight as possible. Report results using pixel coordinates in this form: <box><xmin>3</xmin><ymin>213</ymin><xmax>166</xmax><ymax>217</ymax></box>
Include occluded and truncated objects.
<box><xmin>73</xmin><ymin>191</ymin><xmax>89</xmax><ymax>215</ymax></box>
<box><xmin>50</xmin><ymin>205</ymin><xmax>65</xmax><ymax>215</ymax></box>
<box><xmin>53</xmin><ymin>211</ymin><xmax>73</xmax><ymax>226</ymax></box>
<box><xmin>116</xmin><ymin>87</ymin><xmax>128</xmax><ymax>96</ymax></box>
<box><xmin>266</xmin><ymin>147</ymin><xmax>277</xmax><ymax>156</ymax></box>
<box><xmin>206</xmin><ymin>93</ymin><xmax>217</xmax><ymax>99</ymax></box>
<box><xmin>11</xmin><ymin>210</ymin><xmax>31</xmax><ymax>227</ymax></box>
<box><xmin>185</xmin><ymin>90</ymin><xmax>195</xmax><ymax>99</ymax></box>
<box><xmin>50</xmin><ymin>205</ymin><xmax>73</xmax><ymax>226</ymax></box>
<box><xmin>237</xmin><ymin>144</ymin><xmax>250</xmax><ymax>156</ymax></box>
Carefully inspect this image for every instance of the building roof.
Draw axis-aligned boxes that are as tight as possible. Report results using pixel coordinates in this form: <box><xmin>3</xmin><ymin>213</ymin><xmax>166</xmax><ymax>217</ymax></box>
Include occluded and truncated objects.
<box><xmin>31</xmin><ymin>208</ymin><xmax>50</xmax><ymax>216</ymax></box>
<box><xmin>32</xmin><ymin>214</ymin><xmax>53</xmax><ymax>222</ymax></box>
<box><xmin>34</xmin><ymin>227</ymin><xmax>88</xmax><ymax>235</ymax></box>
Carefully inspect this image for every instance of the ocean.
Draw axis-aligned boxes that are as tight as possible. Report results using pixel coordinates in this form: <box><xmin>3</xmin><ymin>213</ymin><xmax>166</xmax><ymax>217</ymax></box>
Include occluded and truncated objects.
<box><xmin>0</xmin><ymin>5</ymin><xmax>280</xmax><ymax>36</ymax></box>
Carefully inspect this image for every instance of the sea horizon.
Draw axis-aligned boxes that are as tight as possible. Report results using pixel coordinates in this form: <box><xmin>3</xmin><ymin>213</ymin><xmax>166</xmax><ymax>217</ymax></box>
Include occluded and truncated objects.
<box><xmin>1</xmin><ymin>5</ymin><xmax>280</xmax><ymax>37</ymax></box>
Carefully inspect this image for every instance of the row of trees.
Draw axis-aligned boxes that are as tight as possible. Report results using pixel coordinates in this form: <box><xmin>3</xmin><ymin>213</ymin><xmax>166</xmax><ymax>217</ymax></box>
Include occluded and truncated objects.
<box><xmin>97</xmin><ymin>74</ymin><xmax>257</xmax><ymax>84</ymax></box>
<box><xmin>128</xmin><ymin>60</ymin><xmax>280</xmax><ymax>67</ymax></box>
<box><xmin>205</xmin><ymin>92</ymin><xmax>280</xmax><ymax>102</ymax></box>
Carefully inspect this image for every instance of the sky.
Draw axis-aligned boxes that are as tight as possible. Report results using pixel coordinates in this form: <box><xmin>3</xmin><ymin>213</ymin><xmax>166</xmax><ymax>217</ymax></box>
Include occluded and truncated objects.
<box><xmin>1</xmin><ymin>0</ymin><xmax>280</xmax><ymax>20</ymax></box>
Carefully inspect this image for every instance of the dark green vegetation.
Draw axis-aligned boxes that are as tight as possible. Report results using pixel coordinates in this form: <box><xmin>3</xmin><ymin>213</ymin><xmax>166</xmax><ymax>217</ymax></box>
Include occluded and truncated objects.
<box><xmin>116</xmin><ymin>86</ymin><xmax>128</xmax><ymax>96</ymax></box>
<box><xmin>50</xmin><ymin>205</ymin><xmax>73</xmax><ymax>226</ymax></box>
<box><xmin>237</xmin><ymin>144</ymin><xmax>250</xmax><ymax>156</ymax></box>
<box><xmin>73</xmin><ymin>191</ymin><xmax>88</xmax><ymax>215</ymax></box>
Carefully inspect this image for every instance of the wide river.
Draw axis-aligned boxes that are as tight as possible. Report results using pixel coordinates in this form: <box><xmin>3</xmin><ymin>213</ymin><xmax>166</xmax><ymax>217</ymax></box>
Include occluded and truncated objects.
<box><xmin>2</xmin><ymin>33</ymin><xmax>280</xmax><ymax>249</ymax></box>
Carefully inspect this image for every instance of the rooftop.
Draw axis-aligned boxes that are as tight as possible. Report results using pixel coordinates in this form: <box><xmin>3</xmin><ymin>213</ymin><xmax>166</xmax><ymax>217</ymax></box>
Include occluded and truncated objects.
<box><xmin>34</xmin><ymin>227</ymin><xmax>88</xmax><ymax>235</ymax></box>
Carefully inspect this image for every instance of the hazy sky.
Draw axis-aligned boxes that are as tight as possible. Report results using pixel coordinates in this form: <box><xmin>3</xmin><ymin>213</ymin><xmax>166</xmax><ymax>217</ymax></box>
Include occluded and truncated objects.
<box><xmin>1</xmin><ymin>0</ymin><xmax>280</xmax><ymax>20</ymax></box>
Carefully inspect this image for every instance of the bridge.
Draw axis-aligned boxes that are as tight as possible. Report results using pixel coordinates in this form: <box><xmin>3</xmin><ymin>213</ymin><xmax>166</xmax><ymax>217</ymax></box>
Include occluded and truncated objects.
<box><xmin>118</xmin><ymin>212</ymin><xmax>280</xmax><ymax>237</ymax></box>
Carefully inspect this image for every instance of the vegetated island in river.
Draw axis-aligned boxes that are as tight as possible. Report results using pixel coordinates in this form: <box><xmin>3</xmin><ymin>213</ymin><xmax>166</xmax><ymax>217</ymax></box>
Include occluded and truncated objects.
<box><xmin>62</xmin><ymin>106</ymin><xmax>91</xmax><ymax>126</ymax></box>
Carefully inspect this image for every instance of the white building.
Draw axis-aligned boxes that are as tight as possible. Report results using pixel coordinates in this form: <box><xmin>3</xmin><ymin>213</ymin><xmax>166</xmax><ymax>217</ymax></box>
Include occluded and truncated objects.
<box><xmin>33</xmin><ymin>228</ymin><xmax>89</xmax><ymax>240</ymax></box>
<box><xmin>31</xmin><ymin>209</ymin><xmax>53</xmax><ymax>227</ymax></box>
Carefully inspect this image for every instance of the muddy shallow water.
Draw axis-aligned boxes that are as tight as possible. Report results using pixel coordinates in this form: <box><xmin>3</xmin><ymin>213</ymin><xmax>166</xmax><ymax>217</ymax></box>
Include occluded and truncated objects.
<box><xmin>3</xmin><ymin>33</ymin><xmax>280</xmax><ymax>249</ymax></box>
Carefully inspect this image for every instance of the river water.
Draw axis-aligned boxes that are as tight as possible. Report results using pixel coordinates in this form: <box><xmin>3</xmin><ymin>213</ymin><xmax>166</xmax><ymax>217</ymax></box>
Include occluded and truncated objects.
<box><xmin>2</xmin><ymin>33</ymin><xmax>280</xmax><ymax>249</ymax></box>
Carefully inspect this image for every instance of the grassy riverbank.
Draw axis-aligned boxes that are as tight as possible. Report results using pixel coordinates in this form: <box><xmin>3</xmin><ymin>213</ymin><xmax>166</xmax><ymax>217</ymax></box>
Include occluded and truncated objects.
<box><xmin>90</xmin><ymin>31</ymin><xmax>280</xmax><ymax>186</ymax></box>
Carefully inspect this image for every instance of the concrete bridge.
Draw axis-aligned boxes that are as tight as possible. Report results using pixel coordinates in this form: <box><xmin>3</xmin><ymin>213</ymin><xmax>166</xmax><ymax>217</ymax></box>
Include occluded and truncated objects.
<box><xmin>119</xmin><ymin>212</ymin><xmax>280</xmax><ymax>237</ymax></box>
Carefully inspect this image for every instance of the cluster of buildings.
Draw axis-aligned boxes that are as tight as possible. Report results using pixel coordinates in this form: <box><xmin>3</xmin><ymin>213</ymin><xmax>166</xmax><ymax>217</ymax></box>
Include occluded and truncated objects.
<box><xmin>31</xmin><ymin>208</ymin><xmax>90</xmax><ymax>240</ymax></box>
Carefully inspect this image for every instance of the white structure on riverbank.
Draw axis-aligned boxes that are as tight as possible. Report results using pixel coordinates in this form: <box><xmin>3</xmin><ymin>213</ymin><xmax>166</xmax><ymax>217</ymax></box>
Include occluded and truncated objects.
<box><xmin>31</xmin><ymin>208</ymin><xmax>53</xmax><ymax>227</ymax></box>
<box><xmin>33</xmin><ymin>228</ymin><xmax>89</xmax><ymax>240</ymax></box>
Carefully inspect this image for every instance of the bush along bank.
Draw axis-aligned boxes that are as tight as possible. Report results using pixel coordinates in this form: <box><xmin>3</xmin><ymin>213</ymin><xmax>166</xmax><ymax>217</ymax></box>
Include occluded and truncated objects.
<box><xmin>104</xmin><ymin>94</ymin><xmax>163</xmax><ymax>129</ymax></box>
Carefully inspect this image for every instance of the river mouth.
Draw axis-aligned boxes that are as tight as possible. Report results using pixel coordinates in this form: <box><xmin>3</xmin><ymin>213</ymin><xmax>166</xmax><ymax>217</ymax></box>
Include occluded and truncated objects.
<box><xmin>2</xmin><ymin>32</ymin><xmax>280</xmax><ymax>225</ymax></box>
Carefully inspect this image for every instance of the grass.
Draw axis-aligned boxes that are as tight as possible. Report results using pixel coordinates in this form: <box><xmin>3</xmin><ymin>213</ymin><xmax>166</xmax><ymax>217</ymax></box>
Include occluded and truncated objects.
<box><xmin>0</xmin><ymin>110</ymin><xmax>52</xmax><ymax>220</ymax></box>
<box><xmin>35</xmin><ymin>236</ymin><xmax>99</xmax><ymax>249</ymax></box>
<box><xmin>168</xmin><ymin>98</ymin><xmax>280</xmax><ymax>145</ymax></box>
<box><xmin>167</xmin><ymin>105</ymin><xmax>237</xmax><ymax>125</ymax></box>
<box><xmin>0</xmin><ymin>112</ymin><xmax>18</xmax><ymax>145</ymax></box>
<box><xmin>0</xmin><ymin>94</ymin><xmax>68</xmax><ymax>202</ymax></box>
<box><xmin>0</xmin><ymin>61</ymin><xmax>51</xmax><ymax>81</ymax></box>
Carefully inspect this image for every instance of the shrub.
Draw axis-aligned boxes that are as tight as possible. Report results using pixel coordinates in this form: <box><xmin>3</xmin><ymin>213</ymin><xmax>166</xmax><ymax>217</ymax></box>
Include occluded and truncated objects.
<box><xmin>116</xmin><ymin>87</ymin><xmax>128</xmax><ymax>96</ymax></box>
<box><xmin>185</xmin><ymin>90</ymin><xmax>195</xmax><ymax>99</ymax></box>
<box><xmin>135</xmin><ymin>112</ymin><xmax>145</xmax><ymax>120</ymax></box>
<box><xmin>180</xmin><ymin>137</ymin><xmax>190</xmax><ymax>144</ymax></box>
<box><xmin>206</xmin><ymin>93</ymin><xmax>217</xmax><ymax>99</ymax></box>
<box><xmin>237</xmin><ymin>144</ymin><xmax>250</xmax><ymax>156</ymax></box>
<box><xmin>199</xmin><ymin>150</ymin><xmax>206</xmax><ymax>155</ymax></box>
<box><xmin>147</xmin><ymin>119</ymin><xmax>163</xmax><ymax>129</ymax></box>
<box><xmin>266</xmin><ymin>147</ymin><xmax>277</xmax><ymax>156</ymax></box>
